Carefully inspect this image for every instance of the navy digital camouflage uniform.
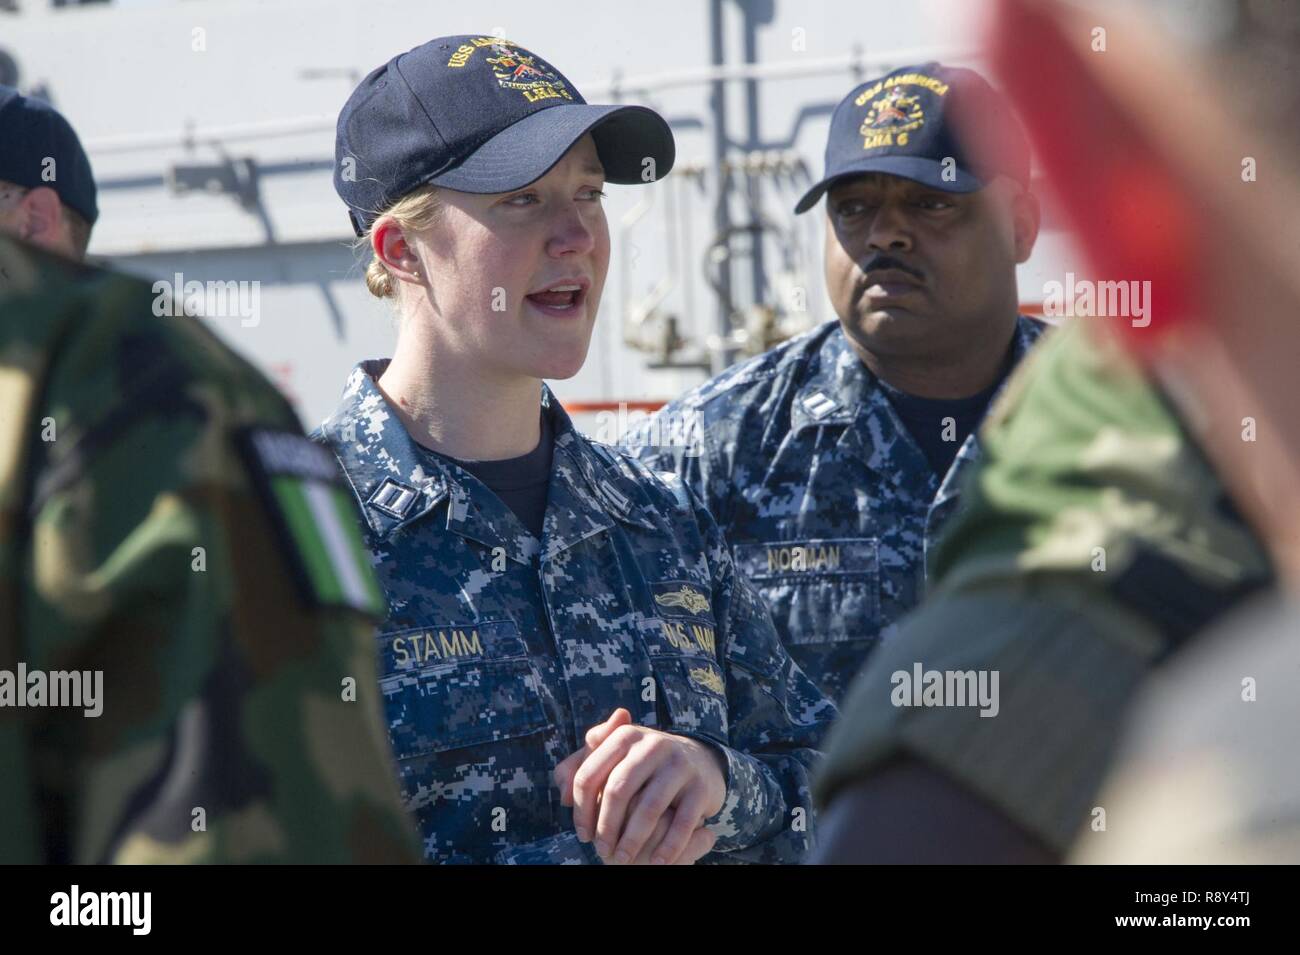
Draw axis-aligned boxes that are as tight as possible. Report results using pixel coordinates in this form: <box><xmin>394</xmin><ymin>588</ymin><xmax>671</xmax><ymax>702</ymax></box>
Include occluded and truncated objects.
<box><xmin>315</xmin><ymin>360</ymin><xmax>836</xmax><ymax>864</ymax></box>
<box><xmin>624</xmin><ymin>316</ymin><xmax>1047</xmax><ymax>703</ymax></box>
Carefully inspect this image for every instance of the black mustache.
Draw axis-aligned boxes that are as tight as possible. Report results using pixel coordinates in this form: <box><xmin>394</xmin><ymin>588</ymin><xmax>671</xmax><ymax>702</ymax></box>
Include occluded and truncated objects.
<box><xmin>857</xmin><ymin>254</ymin><xmax>924</xmax><ymax>282</ymax></box>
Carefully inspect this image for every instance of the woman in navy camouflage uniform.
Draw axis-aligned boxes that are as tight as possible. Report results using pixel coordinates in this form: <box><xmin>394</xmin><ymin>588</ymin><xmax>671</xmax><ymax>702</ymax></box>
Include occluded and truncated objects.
<box><xmin>319</xmin><ymin>35</ymin><xmax>835</xmax><ymax>864</ymax></box>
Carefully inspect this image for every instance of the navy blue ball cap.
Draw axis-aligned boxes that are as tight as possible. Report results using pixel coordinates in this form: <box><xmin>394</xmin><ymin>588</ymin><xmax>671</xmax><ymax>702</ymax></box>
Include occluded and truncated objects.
<box><xmin>794</xmin><ymin>62</ymin><xmax>1030</xmax><ymax>214</ymax></box>
<box><xmin>0</xmin><ymin>85</ymin><xmax>98</xmax><ymax>226</ymax></box>
<box><xmin>335</xmin><ymin>35</ymin><xmax>676</xmax><ymax>235</ymax></box>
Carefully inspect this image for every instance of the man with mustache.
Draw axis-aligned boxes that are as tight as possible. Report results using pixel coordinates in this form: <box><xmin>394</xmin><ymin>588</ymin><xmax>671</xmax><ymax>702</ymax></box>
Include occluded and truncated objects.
<box><xmin>625</xmin><ymin>64</ymin><xmax>1047</xmax><ymax>705</ymax></box>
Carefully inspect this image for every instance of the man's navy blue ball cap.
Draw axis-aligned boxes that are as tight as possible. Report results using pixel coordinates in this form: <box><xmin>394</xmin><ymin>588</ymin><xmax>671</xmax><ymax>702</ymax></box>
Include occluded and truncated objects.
<box><xmin>794</xmin><ymin>62</ymin><xmax>1030</xmax><ymax>215</ymax></box>
<box><xmin>0</xmin><ymin>85</ymin><xmax>98</xmax><ymax>226</ymax></box>
<box><xmin>335</xmin><ymin>35</ymin><xmax>676</xmax><ymax>235</ymax></box>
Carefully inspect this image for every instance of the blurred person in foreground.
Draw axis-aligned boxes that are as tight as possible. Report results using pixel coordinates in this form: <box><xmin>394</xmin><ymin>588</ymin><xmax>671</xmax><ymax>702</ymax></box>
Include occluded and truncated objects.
<box><xmin>812</xmin><ymin>0</ymin><xmax>1299</xmax><ymax>863</ymax></box>
<box><xmin>0</xmin><ymin>99</ymin><xmax>422</xmax><ymax>864</ymax></box>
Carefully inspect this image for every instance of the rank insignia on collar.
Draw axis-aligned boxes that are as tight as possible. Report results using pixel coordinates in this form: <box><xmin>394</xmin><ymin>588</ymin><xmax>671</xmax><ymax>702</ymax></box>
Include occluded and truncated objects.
<box><xmin>801</xmin><ymin>391</ymin><xmax>837</xmax><ymax>418</ymax></box>
<box><xmin>368</xmin><ymin>477</ymin><xmax>419</xmax><ymax>519</ymax></box>
<box><xmin>598</xmin><ymin>479</ymin><xmax>631</xmax><ymax>515</ymax></box>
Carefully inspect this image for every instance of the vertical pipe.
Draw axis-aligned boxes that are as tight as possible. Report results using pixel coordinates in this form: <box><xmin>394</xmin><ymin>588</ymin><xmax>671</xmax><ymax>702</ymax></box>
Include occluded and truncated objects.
<box><xmin>741</xmin><ymin>2</ymin><xmax>768</xmax><ymax>318</ymax></box>
<box><xmin>709</xmin><ymin>0</ymin><xmax>734</xmax><ymax>372</ymax></box>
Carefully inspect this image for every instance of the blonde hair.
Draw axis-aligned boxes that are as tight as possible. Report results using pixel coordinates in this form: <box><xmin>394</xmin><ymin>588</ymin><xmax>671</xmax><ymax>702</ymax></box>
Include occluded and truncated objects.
<box><xmin>356</xmin><ymin>185</ymin><xmax>442</xmax><ymax>298</ymax></box>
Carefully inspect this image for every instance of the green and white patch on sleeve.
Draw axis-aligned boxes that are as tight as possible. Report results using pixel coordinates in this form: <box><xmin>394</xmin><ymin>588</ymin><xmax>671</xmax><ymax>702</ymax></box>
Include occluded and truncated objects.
<box><xmin>236</xmin><ymin>427</ymin><xmax>386</xmax><ymax>618</ymax></box>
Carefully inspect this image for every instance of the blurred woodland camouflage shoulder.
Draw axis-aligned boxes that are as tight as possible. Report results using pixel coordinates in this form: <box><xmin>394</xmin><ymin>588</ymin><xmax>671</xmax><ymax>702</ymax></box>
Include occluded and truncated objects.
<box><xmin>0</xmin><ymin>237</ymin><xmax>420</xmax><ymax>863</ymax></box>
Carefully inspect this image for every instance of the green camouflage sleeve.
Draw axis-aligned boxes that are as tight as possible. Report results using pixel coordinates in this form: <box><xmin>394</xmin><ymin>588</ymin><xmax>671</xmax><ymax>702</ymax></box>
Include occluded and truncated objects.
<box><xmin>0</xmin><ymin>240</ymin><xmax>421</xmax><ymax>863</ymax></box>
<box><xmin>813</xmin><ymin>319</ymin><xmax>1273</xmax><ymax>853</ymax></box>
